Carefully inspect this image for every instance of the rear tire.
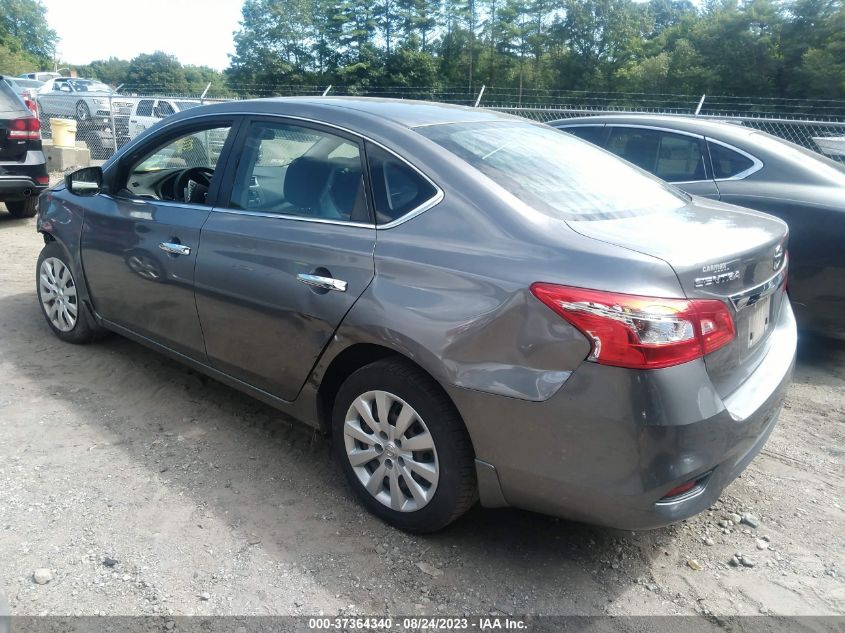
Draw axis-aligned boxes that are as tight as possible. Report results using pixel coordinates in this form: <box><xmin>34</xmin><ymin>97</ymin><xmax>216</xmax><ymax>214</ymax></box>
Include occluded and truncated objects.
<box><xmin>36</xmin><ymin>242</ymin><xmax>104</xmax><ymax>344</ymax></box>
<box><xmin>6</xmin><ymin>197</ymin><xmax>38</xmax><ymax>218</ymax></box>
<box><xmin>332</xmin><ymin>358</ymin><xmax>477</xmax><ymax>532</ymax></box>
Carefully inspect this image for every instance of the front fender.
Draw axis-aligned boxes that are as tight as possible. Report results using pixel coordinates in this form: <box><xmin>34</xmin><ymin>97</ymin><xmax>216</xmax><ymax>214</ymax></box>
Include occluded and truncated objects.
<box><xmin>36</xmin><ymin>188</ymin><xmax>96</xmax><ymax>314</ymax></box>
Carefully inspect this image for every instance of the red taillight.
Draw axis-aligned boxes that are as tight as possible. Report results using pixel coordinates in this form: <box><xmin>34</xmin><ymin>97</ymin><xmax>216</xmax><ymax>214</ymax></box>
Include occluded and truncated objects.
<box><xmin>8</xmin><ymin>116</ymin><xmax>41</xmax><ymax>140</ymax></box>
<box><xmin>35</xmin><ymin>175</ymin><xmax>50</xmax><ymax>185</ymax></box>
<box><xmin>663</xmin><ymin>480</ymin><xmax>698</xmax><ymax>498</ymax></box>
<box><xmin>23</xmin><ymin>98</ymin><xmax>39</xmax><ymax>118</ymax></box>
<box><xmin>530</xmin><ymin>284</ymin><xmax>736</xmax><ymax>370</ymax></box>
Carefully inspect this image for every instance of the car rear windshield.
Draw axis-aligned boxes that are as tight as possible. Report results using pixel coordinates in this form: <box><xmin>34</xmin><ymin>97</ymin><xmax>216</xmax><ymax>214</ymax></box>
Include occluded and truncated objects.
<box><xmin>749</xmin><ymin>132</ymin><xmax>845</xmax><ymax>183</ymax></box>
<box><xmin>0</xmin><ymin>79</ymin><xmax>26</xmax><ymax>114</ymax></box>
<box><xmin>418</xmin><ymin>120</ymin><xmax>687</xmax><ymax>221</ymax></box>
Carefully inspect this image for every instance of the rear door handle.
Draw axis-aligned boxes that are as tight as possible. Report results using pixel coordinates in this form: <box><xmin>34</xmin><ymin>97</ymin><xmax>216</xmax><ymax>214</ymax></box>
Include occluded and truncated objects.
<box><xmin>296</xmin><ymin>273</ymin><xmax>347</xmax><ymax>292</ymax></box>
<box><xmin>159</xmin><ymin>242</ymin><xmax>191</xmax><ymax>256</ymax></box>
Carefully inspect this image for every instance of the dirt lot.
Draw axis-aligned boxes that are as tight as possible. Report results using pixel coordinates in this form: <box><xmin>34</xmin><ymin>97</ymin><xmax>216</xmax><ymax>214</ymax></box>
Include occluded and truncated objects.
<box><xmin>0</xmin><ymin>210</ymin><xmax>843</xmax><ymax>620</ymax></box>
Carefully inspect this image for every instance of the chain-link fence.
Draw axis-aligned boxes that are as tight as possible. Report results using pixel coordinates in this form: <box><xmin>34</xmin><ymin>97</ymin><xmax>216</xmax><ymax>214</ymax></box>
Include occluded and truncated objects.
<box><xmin>35</xmin><ymin>85</ymin><xmax>845</xmax><ymax>165</ymax></box>
<box><xmin>36</xmin><ymin>88</ymin><xmax>212</xmax><ymax>161</ymax></box>
<box><xmin>490</xmin><ymin>106</ymin><xmax>845</xmax><ymax>163</ymax></box>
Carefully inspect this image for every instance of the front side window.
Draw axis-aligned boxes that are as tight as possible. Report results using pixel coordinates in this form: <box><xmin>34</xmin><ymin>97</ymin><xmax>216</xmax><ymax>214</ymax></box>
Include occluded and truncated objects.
<box><xmin>366</xmin><ymin>143</ymin><xmax>438</xmax><ymax>225</ymax></box>
<box><xmin>419</xmin><ymin>121</ymin><xmax>686</xmax><ymax>221</ymax></box>
<box><xmin>124</xmin><ymin>124</ymin><xmax>232</xmax><ymax>204</ymax></box>
<box><xmin>607</xmin><ymin>128</ymin><xmax>706</xmax><ymax>182</ymax></box>
<box><xmin>229</xmin><ymin>121</ymin><xmax>369</xmax><ymax>223</ymax></box>
<box><xmin>708</xmin><ymin>141</ymin><xmax>756</xmax><ymax>179</ymax></box>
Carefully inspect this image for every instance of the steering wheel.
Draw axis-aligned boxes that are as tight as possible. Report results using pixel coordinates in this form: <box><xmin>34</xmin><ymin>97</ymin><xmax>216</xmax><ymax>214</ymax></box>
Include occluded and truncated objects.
<box><xmin>173</xmin><ymin>167</ymin><xmax>214</xmax><ymax>203</ymax></box>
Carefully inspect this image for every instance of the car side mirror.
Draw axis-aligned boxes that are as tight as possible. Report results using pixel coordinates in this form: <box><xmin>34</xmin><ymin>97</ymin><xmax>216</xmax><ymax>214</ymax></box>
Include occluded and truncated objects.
<box><xmin>65</xmin><ymin>167</ymin><xmax>103</xmax><ymax>196</ymax></box>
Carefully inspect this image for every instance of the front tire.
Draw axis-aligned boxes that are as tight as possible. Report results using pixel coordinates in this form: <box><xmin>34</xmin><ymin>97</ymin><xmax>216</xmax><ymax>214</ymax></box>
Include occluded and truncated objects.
<box><xmin>75</xmin><ymin>100</ymin><xmax>91</xmax><ymax>122</ymax></box>
<box><xmin>5</xmin><ymin>197</ymin><xmax>38</xmax><ymax>218</ymax></box>
<box><xmin>36</xmin><ymin>242</ymin><xmax>103</xmax><ymax>344</ymax></box>
<box><xmin>333</xmin><ymin>358</ymin><xmax>477</xmax><ymax>532</ymax></box>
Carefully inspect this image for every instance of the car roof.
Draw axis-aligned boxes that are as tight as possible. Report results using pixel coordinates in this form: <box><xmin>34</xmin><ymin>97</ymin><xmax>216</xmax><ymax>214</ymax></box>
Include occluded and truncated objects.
<box><xmin>551</xmin><ymin>113</ymin><xmax>758</xmax><ymax>142</ymax></box>
<box><xmin>196</xmin><ymin>97</ymin><xmax>518</xmax><ymax>129</ymax></box>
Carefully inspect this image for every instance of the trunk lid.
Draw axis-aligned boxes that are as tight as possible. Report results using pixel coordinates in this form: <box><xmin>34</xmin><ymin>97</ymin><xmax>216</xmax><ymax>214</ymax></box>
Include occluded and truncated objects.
<box><xmin>567</xmin><ymin>197</ymin><xmax>789</xmax><ymax>397</ymax></box>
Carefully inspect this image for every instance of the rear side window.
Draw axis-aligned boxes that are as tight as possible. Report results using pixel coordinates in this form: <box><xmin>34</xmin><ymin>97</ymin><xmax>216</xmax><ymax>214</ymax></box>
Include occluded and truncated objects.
<box><xmin>0</xmin><ymin>79</ymin><xmax>25</xmax><ymax>113</ymax></box>
<box><xmin>561</xmin><ymin>125</ymin><xmax>605</xmax><ymax>146</ymax></box>
<box><xmin>708</xmin><ymin>141</ymin><xmax>755</xmax><ymax>179</ymax></box>
<box><xmin>607</xmin><ymin>127</ymin><xmax>706</xmax><ymax>182</ymax></box>
<box><xmin>136</xmin><ymin>99</ymin><xmax>154</xmax><ymax>117</ymax></box>
<box><xmin>155</xmin><ymin>101</ymin><xmax>175</xmax><ymax>118</ymax></box>
<box><xmin>366</xmin><ymin>143</ymin><xmax>438</xmax><ymax>225</ymax></box>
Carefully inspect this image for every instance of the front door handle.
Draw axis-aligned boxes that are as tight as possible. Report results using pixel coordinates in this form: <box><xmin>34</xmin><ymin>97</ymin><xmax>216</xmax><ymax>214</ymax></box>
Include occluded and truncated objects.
<box><xmin>296</xmin><ymin>273</ymin><xmax>347</xmax><ymax>292</ymax></box>
<box><xmin>159</xmin><ymin>242</ymin><xmax>191</xmax><ymax>256</ymax></box>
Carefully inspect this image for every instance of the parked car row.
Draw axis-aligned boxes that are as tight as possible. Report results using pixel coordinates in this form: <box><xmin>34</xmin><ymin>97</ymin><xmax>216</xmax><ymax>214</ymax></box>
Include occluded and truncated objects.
<box><xmin>8</xmin><ymin>74</ymin><xmax>200</xmax><ymax>158</ymax></box>
<box><xmin>36</xmin><ymin>98</ymin><xmax>803</xmax><ymax>533</ymax></box>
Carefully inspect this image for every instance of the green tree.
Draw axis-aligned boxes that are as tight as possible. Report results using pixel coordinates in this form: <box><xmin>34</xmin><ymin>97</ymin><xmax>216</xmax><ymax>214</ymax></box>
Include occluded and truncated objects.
<box><xmin>0</xmin><ymin>0</ymin><xmax>56</xmax><ymax>67</ymax></box>
<box><xmin>73</xmin><ymin>57</ymin><xmax>131</xmax><ymax>85</ymax></box>
<box><xmin>124</xmin><ymin>52</ymin><xmax>189</xmax><ymax>93</ymax></box>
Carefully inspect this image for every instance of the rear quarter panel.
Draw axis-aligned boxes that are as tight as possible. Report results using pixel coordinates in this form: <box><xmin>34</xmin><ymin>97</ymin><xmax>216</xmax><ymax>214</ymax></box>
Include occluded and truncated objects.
<box><xmin>315</xmin><ymin>174</ymin><xmax>686</xmax><ymax>403</ymax></box>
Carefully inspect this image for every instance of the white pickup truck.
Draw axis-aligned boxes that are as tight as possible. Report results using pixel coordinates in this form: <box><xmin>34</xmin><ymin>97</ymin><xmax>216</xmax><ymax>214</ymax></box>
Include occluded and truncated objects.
<box><xmin>127</xmin><ymin>98</ymin><xmax>201</xmax><ymax>138</ymax></box>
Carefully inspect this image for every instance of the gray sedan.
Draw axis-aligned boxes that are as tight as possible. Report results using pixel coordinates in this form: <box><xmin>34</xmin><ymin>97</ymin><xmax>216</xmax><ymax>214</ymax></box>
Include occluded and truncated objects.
<box><xmin>551</xmin><ymin>114</ymin><xmax>845</xmax><ymax>338</ymax></box>
<box><xmin>36</xmin><ymin>99</ymin><xmax>795</xmax><ymax>532</ymax></box>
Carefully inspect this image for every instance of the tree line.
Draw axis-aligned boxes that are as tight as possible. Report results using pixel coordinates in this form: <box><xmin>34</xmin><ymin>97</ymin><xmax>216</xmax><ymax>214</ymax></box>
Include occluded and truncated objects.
<box><xmin>226</xmin><ymin>0</ymin><xmax>845</xmax><ymax>100</ymax></box>
<box><xmin>1</xmin><ymin>0</ymin><xmax>843</xmax><ymax>102</ymax></box>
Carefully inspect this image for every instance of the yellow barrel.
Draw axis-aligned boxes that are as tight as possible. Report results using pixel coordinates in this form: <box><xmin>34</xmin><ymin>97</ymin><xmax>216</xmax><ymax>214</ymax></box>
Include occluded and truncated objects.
<box><xmin>50</xmin><ymin>118</ymin><xmax>77</xmax><ymax>148</ymax></box>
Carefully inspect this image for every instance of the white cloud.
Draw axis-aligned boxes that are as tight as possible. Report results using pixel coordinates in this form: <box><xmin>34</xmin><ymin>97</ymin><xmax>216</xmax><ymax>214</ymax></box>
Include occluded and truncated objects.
<box><xmin>43</xmin><ymin>0</ymin><xmax>244</xmax><ymax>70</ymax></box>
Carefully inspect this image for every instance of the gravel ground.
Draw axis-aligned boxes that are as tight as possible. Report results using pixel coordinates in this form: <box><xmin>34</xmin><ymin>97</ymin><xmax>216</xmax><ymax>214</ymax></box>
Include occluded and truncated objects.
<box><xmin>0</xmin><ymin>209</ymin><xmax>843</xmax><ymax>618</ymax></box>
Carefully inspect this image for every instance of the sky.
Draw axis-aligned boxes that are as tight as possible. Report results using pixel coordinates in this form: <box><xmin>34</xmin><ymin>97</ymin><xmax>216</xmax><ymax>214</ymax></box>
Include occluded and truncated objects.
<box><xmin>42</xmin><ymin>0</ymin><xmax>244</xmax><ymax>70</ymax></box>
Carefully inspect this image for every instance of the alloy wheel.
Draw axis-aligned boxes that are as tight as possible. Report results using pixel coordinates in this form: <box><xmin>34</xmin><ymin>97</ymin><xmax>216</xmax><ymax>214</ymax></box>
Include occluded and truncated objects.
<box><xmin>343</xmin><ymin>390</ymin><xmax>439</xmax><ymax>512</ymax></box>
<box><xmin>38</xmin><ymin>257</ymin><xmax>78</xmax><ymax>332</ymax></box>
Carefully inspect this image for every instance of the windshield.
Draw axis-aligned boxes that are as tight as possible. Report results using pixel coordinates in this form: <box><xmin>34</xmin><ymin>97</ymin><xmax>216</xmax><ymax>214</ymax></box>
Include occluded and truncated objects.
<box><xmin>68</xmin><ymin>79</ymin><xmax>112</xmax><ymax>92</ymax></box>
<box><xmin>175</xmin><ymin>101</ymin><xmax>201</xmax><ymax>111</ymax></box>
<box><xmin>418</xmin><ymin>120</ymin><xmax>688</xmax><ymax>221</ymax></box>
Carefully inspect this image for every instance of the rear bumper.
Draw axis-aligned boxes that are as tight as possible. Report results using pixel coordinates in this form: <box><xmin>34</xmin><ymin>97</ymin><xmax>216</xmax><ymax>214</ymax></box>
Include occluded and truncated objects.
<box><xmin>0</xmin><ymin>177</ymin><xmax>47</xmax><ymax>199</ymax></box>
<box><xmin>0</xmin><ymin>151</ymin><xmax>48</xmax><ymax>199</ymax></box>
<box><xmin>452</xmin><ymin>299</ymin><xmax>797</xmax><ymax>530</ymax></box>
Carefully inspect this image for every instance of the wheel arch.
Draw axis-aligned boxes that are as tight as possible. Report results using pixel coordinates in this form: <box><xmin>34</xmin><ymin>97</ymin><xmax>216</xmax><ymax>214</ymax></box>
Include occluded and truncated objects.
<box><xmin>315</xmin><ymin>342</ymin><xmax>468</xmax><ymax>449</ymax></box>
<box><xmin>36</xmin><ymin>229</ymin><xmax>98</xmax><ymax>329</ymax></box>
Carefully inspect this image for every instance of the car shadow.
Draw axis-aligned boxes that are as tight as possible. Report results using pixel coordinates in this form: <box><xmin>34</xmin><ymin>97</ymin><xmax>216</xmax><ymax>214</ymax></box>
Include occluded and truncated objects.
<box><xmin>0</xmin><ymin>290</ymin><xmax>679</xmax><ymax>615</ymax></box>
<box><xmin>0</xmin><ymin>212</ymin><xmax>34</xmax><ymax>226</ymax></box>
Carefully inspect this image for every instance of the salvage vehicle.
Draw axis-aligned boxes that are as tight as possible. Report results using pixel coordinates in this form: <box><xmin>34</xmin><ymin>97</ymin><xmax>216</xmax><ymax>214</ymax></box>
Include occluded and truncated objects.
<box><xmin>0</xmin><ymin>76</ymin><xmax>49</xmax><ymax>217</ymax></box>
<box><xmin>551</xmin><ymin>114</ymin><xmax>845</xmax><ymax>337</ymax></box>
<box><xmin>19</xmin><ymin>71</ymin><xmax>61</xmax><ymax>83</ymax></box>
<box><xmin>36</xmin><ymin>98</ymin><xmax>796</xmax><ymax>532</ymax></box>
<box><xmin>127</xmin><ymin>98</ymin><xmax>200</xmax><ymax>138</ymax></box>
<box><xmin>37</xmin><ymin>77</ymin><xmax>133</xmax><ymax>123</ymax></box>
